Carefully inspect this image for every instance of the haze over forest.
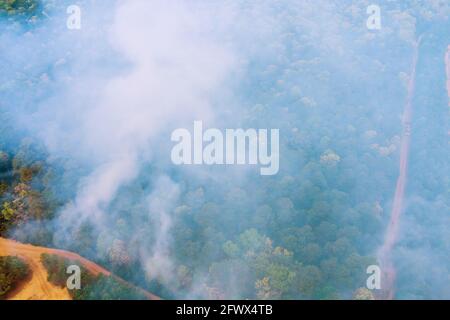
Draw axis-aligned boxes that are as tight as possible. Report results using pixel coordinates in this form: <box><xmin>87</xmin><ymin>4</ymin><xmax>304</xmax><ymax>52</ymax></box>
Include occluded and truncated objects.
<box><xmin>0</xmin><ymin>0</ymin><xmax>449</xmax><ymax>300</ymax></box>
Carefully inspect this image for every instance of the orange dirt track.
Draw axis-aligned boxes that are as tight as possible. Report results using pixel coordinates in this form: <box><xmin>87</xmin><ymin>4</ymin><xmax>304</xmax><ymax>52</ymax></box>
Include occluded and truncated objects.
<box><xmin>0</xmin><ymin>237</ymin><xmax>159</xmax><ymax>300</ymax></box>
<box><xmin>377</xmin><ymin>39</ymin><xmax>421</xmax><ymax>300</ymax></box>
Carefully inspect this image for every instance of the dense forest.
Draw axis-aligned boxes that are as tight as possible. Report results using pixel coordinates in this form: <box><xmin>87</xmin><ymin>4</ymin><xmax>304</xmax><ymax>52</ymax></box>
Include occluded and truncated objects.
<box><xmin>0</xmin><ymin>0</ymin><xmax>448</xmax><ymax>299</ymax></box>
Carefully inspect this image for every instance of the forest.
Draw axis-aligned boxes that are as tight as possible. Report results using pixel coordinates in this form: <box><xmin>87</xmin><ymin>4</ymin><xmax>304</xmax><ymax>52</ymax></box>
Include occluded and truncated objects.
<box><xmin>0</xmin><ymin>0</ymin><xmax>449</xmax><ymax>300</ymax></box>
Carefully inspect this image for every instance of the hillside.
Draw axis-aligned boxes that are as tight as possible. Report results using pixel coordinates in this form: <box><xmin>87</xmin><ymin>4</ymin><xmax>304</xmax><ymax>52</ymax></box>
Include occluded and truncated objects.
<box><xmin>0</xmin><ymin>237</ymin><xmax>159</xmax><ymax>300</ymax></box>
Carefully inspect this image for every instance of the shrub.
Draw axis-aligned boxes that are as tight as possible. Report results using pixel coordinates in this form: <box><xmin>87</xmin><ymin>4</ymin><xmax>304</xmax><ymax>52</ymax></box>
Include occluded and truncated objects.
<box><xmin>0</xmin><ymin>256</ymin><xmax>30</xmax><ymax>299</ymax></box>
<box><xmin>41</xmin><ymin>253</ymin><xmax>147</xmax><ymax>300</ymax></box>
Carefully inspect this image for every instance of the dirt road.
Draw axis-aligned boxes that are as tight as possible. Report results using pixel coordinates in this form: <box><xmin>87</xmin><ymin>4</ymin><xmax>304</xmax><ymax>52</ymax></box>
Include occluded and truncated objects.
<box><xmin>0</xmin><ymin>237</ymin><xmax>159</xmax><ymax>300</ymax></box>
<box><xmin>0</xmin><ymin>237</ymin><xmax>72</xmax><ymax>300</ymax></box>
<box><xmin>377</xmin><ymin>39</ymin><xmax>421</xmax><ymax>300</ymax></box>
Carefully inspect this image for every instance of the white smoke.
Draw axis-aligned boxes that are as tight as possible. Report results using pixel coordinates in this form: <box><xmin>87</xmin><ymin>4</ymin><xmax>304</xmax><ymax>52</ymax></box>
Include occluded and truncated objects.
<box><xmin>50</xmin><ymin>0</ymin><xmax>235</xmax><ymax>280</ymax></box>
<box><xmin>142</xmin><ymin>175</ymin><xmax>180</xmax><ymax>284</ymax></box>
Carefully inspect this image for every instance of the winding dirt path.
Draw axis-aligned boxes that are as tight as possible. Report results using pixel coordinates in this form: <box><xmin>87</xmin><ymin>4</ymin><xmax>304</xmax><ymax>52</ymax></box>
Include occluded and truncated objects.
<box><xmin>0</xmin><ymin>237</ymin><xmax>159</xmax><ymax>300</ymax></box>
<box><xmin>0</xmin><ymin>237</ymin><xmax>71</xmax><ymax>300</ymax></box>
<box><xmin>377</xmin><ymin>39</ymin><xmax>421</xmax><ymax>300</ymax></box>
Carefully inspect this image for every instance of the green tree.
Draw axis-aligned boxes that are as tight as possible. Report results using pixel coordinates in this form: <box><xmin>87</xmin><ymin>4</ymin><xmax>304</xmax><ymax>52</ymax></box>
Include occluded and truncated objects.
<box><xmin>1</xmin><ymin>202</ymin><xmax>15</xmax><ymax>221</ymax></box>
